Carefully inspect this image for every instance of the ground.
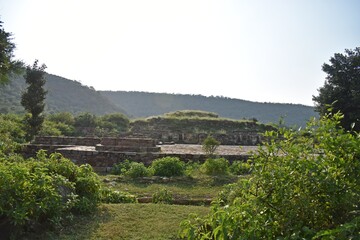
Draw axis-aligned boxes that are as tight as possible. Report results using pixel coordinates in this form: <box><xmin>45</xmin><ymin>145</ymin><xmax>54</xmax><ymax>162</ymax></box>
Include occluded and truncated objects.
<box><xmin>159</xmin><ymin>144</ymin><xmax>258</xmax><ymax>155</ymax></box>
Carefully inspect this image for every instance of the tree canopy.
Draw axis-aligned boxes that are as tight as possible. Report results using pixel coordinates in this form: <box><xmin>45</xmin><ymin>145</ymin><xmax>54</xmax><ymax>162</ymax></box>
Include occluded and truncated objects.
<box><xmin>0</xmin><ymin>19</ymin><xmax>23</xmax><ymax>84</ymax></box>
<box><xmin>313</xmin><ymin>47</ymin><xmax>360</xmax><ymax>131</ymax></box>
<box><xmin>21</xmin><ymin>60</ymin><xmax>47</xmax><ymax>140</ymax></box>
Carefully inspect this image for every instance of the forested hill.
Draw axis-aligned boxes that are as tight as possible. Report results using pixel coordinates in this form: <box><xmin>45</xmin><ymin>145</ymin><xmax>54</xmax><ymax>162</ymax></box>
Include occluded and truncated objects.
<box><xmin>101</xmin><ymin>91</ymin><xmax>318</xmax><ymax>126</ymax></box>
<box><xmin>0</xmin><ymin>74</ymin><xmax>126</xmax><ymax>115</ymax></box>
<box><xmin>0</xmin><ymin>73</ymin><xmax>317</xmax><ymax>126</ymax></box>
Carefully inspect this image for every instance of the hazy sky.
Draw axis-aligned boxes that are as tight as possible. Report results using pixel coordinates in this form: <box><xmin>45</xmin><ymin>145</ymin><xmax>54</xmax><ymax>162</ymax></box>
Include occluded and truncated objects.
<box><xmin>1</xmin><ymin>0</ymin><xmax>359</xmax><ymax>106</ymax></box>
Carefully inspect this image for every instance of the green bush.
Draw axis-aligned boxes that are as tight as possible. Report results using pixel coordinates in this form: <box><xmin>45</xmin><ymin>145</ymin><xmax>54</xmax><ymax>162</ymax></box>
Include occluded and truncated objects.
<box><xmin>0</xmin><ymin>151</ymin><xmax>101</xmax><ymax>233</ymax></box>
<box><xmin>0</xmin><ymin>114</ymin><xmax>25</xmax><ymax>155</ymax></box>
<box><xmin>125</xmin><ymin>162</ymin><xmax>152</xmax><ymax>178</ymax></box>
<box><xmin>180</xmin><ymin>112</ymin><xmax>360</xmax><ymax>239</ymax></box>
<box><xmin>201</xmin><ymin>157</ymin><xmax>229</xmax><ymax>175</ymax></box>
<box><xmin>151</xmin><ymin>157</ymin><xmax>185</xmax><ymax>177</ymax></box>
<box><xmin>202</xmin><ymin>135</ymin><xmax>220</xmax><ymax>156</ymax></box>
<box><xmin>229</xmin><ymin>160</ymin><xmax>252</xmax><ymax>175</ymax></box>
<box><xmin>152</xmin><ymin>188</ymin><xmax>173</xmax><ymax>204</ymax></box>
<box><xmin>111</xmin><ymin>160</ymin><xmax>132</xmax><ymax>175</ymax></box>
<box><xmin>100</xmin><ymin>188</ymin><xmax>137</xmax><ymax>203</ymax></box>
<box><xmin>184</xmin><ymin>161</ymin><xmax>201</xmax><ymax>176</ymax></box>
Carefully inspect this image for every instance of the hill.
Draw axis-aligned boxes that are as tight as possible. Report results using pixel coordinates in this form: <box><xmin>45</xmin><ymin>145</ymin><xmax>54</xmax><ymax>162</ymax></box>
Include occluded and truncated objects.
<box><xmin>101</xmin><ymin>91</ymin><xmax>318</xmax><ymax>126</ymax></box>
<box><xmin>0</xmin><ymin>74</ymin><xmax>126</xmax><ymax>115</ymax></box>
<box><xmin>0</xmin><ymin>73</ymin><xmax>318</xmax><ymax>126</ymax></box>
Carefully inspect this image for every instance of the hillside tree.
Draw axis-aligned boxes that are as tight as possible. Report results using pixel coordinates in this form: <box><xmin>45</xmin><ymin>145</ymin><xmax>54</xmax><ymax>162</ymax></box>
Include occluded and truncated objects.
<box><xmin>21</xmin><ymin>60</ymin><xmax>47</xmax><ymax>140</ymax></box>
<box><xmin>313</xmin><ymin>47</ymin><xmax>360</xmax><ymax>131</ymax></box>
<box><xmin>0</xmin><ymin>19</ymin><xmax>23</xmax><ymax>84</ymax></box>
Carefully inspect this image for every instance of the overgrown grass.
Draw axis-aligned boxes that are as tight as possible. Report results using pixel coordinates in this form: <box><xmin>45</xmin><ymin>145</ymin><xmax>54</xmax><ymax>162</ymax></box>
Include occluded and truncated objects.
<box><xmin>25</xmin><ymin>204</ymin><xmax>209</xmax><ymax>240</ymax></box>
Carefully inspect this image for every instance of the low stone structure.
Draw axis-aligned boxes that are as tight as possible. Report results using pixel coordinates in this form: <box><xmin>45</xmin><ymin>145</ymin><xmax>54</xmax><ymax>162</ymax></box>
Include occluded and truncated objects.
<box><xmin>129</xmin><ymin>118</ymin><xmax>271</xmax><ymax>145</ymax></box>
<box><xmin>95</xmin><ymin>137</ymin><xmax>160</xmax><ymax>152</ymax></box>
<box><xmin>23</xmin><ymin>136</ymin><xmax>253</xmax><ymax>172</ymax></box>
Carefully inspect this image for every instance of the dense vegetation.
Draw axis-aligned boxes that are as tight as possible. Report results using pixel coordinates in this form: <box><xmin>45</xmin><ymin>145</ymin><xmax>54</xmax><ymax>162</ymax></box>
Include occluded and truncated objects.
<box><xmin>40</xmin><ymin>112</ymin><xmax>130</xmax><ymax>137</ymax></box>
<box><xmin>0</xmin><ymin>113</ymin><xmax>134</xmax><ymax>238</ymax></box>
<box><xmin>180</xmin><ymin>112</ymin><xmax>360</xmax><ymax>239</ymax></box>
<box><xmin>0</xmin><ymin>19</ymin><xmax>23</xmax><ymax>84</ymax></box>
<box><xmin>313</xmin><ymin>47</ymin><xmax>360</xmax><ymax>131</ymax></box>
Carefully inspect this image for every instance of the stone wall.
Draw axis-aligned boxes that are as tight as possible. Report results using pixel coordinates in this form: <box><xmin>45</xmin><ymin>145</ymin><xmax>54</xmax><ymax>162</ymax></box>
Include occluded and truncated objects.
<box><xmin>57</xmin><ymin>147</ymin><xmax>250</xmax><ymax>172</ymax></box>
<box><xmin>33</xmin><ymin>136</ymin><xmax>101</xmax><ymax>146</ymax></box>
<box><xmin>129</xmin><ymin>131</ymin><xmax>262</xmax><ymax>145</ymax></box>
<box><xmin>129</xmin><ymin>118</ymin><xmax>271</xmax><ymax>145</ymax></box>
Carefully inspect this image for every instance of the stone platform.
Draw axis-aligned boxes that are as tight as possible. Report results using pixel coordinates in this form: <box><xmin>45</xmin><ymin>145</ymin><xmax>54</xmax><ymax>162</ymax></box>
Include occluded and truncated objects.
<box><xmin>23</xmin><ymin>136</ymin><xmax>256</xmax><ymax>172</ymax></box>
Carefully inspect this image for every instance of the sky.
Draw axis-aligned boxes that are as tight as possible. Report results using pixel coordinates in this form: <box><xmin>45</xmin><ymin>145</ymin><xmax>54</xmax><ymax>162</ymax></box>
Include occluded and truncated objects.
<box><xmin>0</xmin><ymin>0</ymin><xmax>359</xmax><ymax>106</ymax></box>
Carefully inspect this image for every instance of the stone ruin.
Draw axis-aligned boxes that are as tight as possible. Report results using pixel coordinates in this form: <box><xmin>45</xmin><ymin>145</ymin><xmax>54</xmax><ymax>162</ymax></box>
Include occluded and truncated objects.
<box><xmin>95</xmin><ymin>137</ymin><xmax>160</xmax><ymax>153</ymax></box>
<box><xmin>23</xmin><ymin>136</ymin><xmax>251</xmax><ymax>172</ymax></box>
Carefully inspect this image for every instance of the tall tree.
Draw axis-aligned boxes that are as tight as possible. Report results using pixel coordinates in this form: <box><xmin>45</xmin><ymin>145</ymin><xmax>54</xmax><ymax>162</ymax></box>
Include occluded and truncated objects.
<box><xmin>0</xmin><ymin>19</ymin><xmax>23</xmax><ymax>84</ymax></box>
<box><xmin>21</xmin><ymin>60</ymin><xmax>47</xmax><ymax>140</ymax></box>
<box><xmin>313</xmin><ymin>47</ymin><xmax>360</xmax><ymax>131</ymax></box>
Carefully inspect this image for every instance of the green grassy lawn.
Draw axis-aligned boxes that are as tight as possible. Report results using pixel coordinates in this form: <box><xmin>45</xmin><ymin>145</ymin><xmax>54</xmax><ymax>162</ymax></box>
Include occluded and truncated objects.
<box><xmin>26</xmin><ymin>204</ymin><xmax>209</xmax><ymax>240</ymax></box>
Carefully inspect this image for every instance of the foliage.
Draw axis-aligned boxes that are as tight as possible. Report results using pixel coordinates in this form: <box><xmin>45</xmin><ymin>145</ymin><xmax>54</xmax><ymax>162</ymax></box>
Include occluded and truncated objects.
<box><xmin>112</xmin><ymin>160</ymin><xmax>152</xmax><ymax>178</ymax></box>
<box><xmin>125</xmin><ymin>162</ymin><xmax>152</xmax><ymax>178</ymax></box>
<box><xmin>313</xmin><ymin>47</ymin><xmax>360</xmax><ymax>131</ymax></box>
<box><xmin>202</xmin><ymin>135</ymin><xmax>220</xmax><ymax>156</ymax></box>
<box><xmin>164</xmin><ymin>110</ymin><xmax>219</xmax><ymax>119</ymax></box>
<box><xmin>152</xmin><ymin>188</ymin><xmax>173</xmax><ymax>204</ymax></box>
<box><xmin>151</xmin><ymin>157</ymin><xmax>185</xmax><ymax>177</ymax></box>
<box><xmin>229</xmin><ymin>160</ymin><xmax>252</xmax><ymax>175</ymax></box>
<box><xmin>201</xmin><ymin>157</ymin><xmax>229</xmax><ymax>176</ymax></box>
<box><xmin>111</xmin><ymin>160</ymin><xmax>133</xmax><ymax>175</ymax></box>
<box><xmin>180</xmin><ymin>112</ymin><xmax>360</xmax><ymax>239</ymax></box>
<box><xmin>0</xmin><ymin>151</ymin><xmax>102</xmax><ymax>233</ymax></box>
<box><xmin>100</xmin><ymin>188</ymin><xmax>137</xmax><ymax>203</ymax></box>
<box><xmin>0</xmin><ymin>114</ymin><xmax>25</xmax><ymax>155</ymax></box>
<box><xmin>74</xmin><ymin>112</ymin><xmax>97</xmax><ymax>128</ymax></box>
<box><xmin>21</xmin><ymin>60</ymin><xmax>47</xmax><ymax>140</ymax></box>
<box><xmin>0</xmin><ymin>19</ymin><xmax>23</xmax><ymax>84</ymax></box>
<box><xmin>47</xmin><ymin>112</ymin><xmax>75</xmax><ymax>125</ymax></box>
<box><xmin>39</xmin><ymin>120</ymin><xmax>63</xmax><ymax>136</ymax></box>
<box><xmin>97</xmin><ymin>113</ymin><xmax>130</xmax><ymax>135</ymax></box>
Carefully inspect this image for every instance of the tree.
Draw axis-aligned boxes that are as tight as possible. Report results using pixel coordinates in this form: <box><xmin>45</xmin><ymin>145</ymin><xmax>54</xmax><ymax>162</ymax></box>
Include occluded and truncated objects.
<box><xmin>313</xmin><ymin>47</ymin><xmax>360</xmax><ymax>131</ymax></box>
<box><xmin>202</xmin><ymin>135</ymin><xmax>220</xmax><ymax>156</ymax></box>
<box><xmin>21</xmin><ymin>60</ymin><xmax>47</xmax><ymax>140</ymax></box>
<box><xmin>0</xmin><ymin>19</ymin><xmax>23</xmax><ymax>84</ymax></box>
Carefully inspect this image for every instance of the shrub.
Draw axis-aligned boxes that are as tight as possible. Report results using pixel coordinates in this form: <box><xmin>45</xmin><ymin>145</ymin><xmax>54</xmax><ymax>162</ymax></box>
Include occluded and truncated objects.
<box><xmin>0</xmin><ymin>151</ymin><xmax>102</xmax><ymax>233</ymax></box>
<box><xmin>180</xmin><ymin>112</ymin><xmax>360</xmax><ymax>239</ymax></box>
<box><xmin>151</xmin><ymin>157</ymin><xmax>185</xmax><ymax>177</ymax></box>
<box><xmin>201</xmin><ymin>157</ymin><xmax>229</xmax><ymax>175</ymax></box>
<box><xmin>100</xmin><ymin>188</ymin><xmax>137</xmax><ymax>203</ymax></box>
<box><xmin>184</xmin><ymin>160</ymin><xmax>201</xmax><ymax>177</ymax></box>
<box><xmin>125</xmin><ymin>162</ymin><xmax>152</xmax><ymax>178</ymax></box>
<box><xmin>152</xmin><ymin>188</ymin><xmax>173</xmax><ymax>204</ymax></box>
<box><xmin>202</xmin><ymin>135</ymin><xmax>220</xmax><ymax>156</ymax></box>
<box><xmin>229</xmin><ymin>160</ymin><xmax>252</xmax><ymax>175</ymax></box>
<box><xmin>111</xmin><ymin>160</ymin><xmax>132</xmax><ymax>175</ymax></box>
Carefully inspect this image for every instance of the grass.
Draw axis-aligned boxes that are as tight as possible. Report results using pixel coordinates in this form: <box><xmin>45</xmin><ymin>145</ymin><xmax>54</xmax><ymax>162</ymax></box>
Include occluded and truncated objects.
<box><xmin>100</xmin><ymin>174</ymin><xmax>239</xmax><ymax>201</ymax></box>
<box><xmin>25</xmin><ymin>204</ymin><xmax>209</xmax><ymax>240</ymax></box>
<box><xmin>23</xmin><ymin>172</ymin><xmax>240</xmax><ymax>239</ymax></box>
